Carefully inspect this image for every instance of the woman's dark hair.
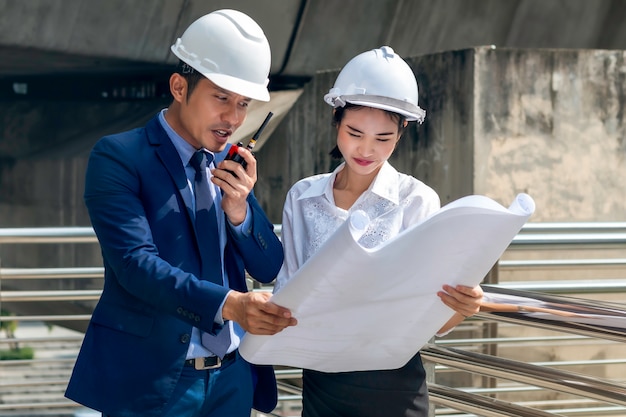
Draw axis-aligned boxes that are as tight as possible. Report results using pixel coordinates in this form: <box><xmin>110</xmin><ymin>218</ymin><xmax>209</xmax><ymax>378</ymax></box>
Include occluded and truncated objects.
<box><xmin>329</xmin><ymin>103</ymin><xmax>408</xmax><ymax>159</ymax></box>
<box><xmin>175</xmin><ymin>60</ymin><xmax>205</xmax><ymax>101</ymax></box>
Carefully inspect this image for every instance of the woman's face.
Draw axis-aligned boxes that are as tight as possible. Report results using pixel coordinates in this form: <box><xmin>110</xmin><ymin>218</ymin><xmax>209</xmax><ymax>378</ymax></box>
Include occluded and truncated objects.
<box><xmin>336</xmin><ymin>106</ymin><xmax>404</xmax><ymax>178</ymax></box>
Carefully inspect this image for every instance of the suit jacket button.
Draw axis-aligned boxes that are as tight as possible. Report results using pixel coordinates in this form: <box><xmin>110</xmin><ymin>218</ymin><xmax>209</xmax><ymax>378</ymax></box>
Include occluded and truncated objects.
<box><xmin>180</xmin><ymin>334</ymin><xmax>190</xmax><ymax>344</ymax></box>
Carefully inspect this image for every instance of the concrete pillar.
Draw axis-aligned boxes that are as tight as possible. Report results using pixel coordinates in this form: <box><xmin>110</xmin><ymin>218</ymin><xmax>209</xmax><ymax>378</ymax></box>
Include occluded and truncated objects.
<box><xmin>256</xmin><ymin>47</ymin><xmax>626</xmax><ymax>223</ymax></box>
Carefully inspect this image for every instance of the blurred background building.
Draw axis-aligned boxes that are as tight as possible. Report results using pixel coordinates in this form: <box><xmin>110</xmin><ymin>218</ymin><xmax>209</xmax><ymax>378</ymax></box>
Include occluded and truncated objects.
<box><xmin>1</xmin><ymin>0</ymin><xmax>625</xmax><ymax>227</ymax></box>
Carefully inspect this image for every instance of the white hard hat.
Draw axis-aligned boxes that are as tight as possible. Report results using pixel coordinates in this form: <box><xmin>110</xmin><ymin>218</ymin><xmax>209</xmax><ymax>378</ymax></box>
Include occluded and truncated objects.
<box><xmin>171</xmin><ymin>9</ymin><xmax>271</xmax><ymax>102</ymax></box>
<box><xmin>324</xmin><ymin>46</ymin><xmax>425</xmax><ymax>123</ymax></box>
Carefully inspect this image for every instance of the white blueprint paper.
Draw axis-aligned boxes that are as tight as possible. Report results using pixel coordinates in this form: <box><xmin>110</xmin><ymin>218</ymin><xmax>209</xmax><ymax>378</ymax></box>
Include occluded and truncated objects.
<box><xmin>483</xmin><ymin>292</ymin><xmax>626</xmax><ymax>330</ymax></box>
<box><xmin>239</xmin><ymin>193</ymin><xmax>536</xmax><ymax>372</ymax></box>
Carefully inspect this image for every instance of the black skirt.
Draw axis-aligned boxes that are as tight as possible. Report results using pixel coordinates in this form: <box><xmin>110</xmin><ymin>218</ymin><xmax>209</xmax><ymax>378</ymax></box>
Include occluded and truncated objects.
<box><xmin>301</xmin><ymin>352</ymin><xmax>429</xmax><ymax>417</ymax></box>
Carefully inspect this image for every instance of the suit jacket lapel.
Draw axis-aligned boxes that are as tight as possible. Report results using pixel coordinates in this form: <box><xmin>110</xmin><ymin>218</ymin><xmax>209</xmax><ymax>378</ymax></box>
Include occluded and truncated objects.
<box><xmin>145</xmin><ymin>116</ymin><xmax>196</xmax><ymax>229</ymax></box>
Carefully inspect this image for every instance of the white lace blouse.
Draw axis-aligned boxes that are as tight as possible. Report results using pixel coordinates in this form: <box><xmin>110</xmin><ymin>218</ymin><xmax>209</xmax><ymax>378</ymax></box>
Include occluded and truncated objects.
<box><xmin>274</xmin><ymin>161</ymin><xmax>440</xmax><ymax>292</ymax></box>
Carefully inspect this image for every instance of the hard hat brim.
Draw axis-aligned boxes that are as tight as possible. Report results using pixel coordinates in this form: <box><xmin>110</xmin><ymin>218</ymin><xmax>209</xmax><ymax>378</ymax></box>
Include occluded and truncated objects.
<box><xmin>205</xmin><ymin>73</ymin><xmax>270</xmax><ymax>102</ymax></box>
<box><xmin>326</xmin><ymin>94</ymin><xmax>426</xmax><ymax>123</ymax></box>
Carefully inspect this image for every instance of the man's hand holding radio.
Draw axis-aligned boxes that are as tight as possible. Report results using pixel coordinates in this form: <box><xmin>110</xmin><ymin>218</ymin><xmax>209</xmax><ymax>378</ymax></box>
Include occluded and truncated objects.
<box><xmin>212</xmin><ymin>147</ymin><xmax>256</xmax><ymax>226</ymax></box>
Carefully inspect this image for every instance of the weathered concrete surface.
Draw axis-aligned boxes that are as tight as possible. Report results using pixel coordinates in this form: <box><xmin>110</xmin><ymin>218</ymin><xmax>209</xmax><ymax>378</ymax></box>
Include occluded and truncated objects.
<box><xmin>2</xmin><ymin>0</ymin><xmax>626</xmax><ymax>77</ymax></box>
<box><xmin>1</xmin><ymin>47</ymin><xmax>624</xmax><ymax>234</ymax></box>
<box><xmin>0</xmin><ymin>0</ymin><xmax>302</xmax><ymax>74</ymax></box>
<box><xmin>256</xmin><ymin>47</ymin><xmax>626</xmax><ymax>223</ymax></box>
<box><xmin>254</xmin><ymin>47</ymin><xmax>480</xmax><ymax>222</ymax></box>
<box><xmin>474</xmin><ymin>47</ymin><xmax>626</xmax><ymax>221</ymax></box>
<box><xmin>4</xmin><ymin>0</ymin><xmax>626</xmax><ymax>174</ymax></box>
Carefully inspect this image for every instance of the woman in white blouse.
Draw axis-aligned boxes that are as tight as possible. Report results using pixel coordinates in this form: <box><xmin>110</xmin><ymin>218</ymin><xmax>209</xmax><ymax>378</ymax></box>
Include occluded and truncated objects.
<box><xmin>274</xmin><ymin>46</ymin><xmax>483</xmax><ymax>417</ymax></box>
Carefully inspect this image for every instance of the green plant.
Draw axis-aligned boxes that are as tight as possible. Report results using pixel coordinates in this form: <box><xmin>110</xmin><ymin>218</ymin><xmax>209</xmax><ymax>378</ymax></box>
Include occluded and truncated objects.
<box><xmin>0</xmin><ymin>346</ymin><xmax>34</xmax><ymax>360</ymax></box>
<box><xmin>1</xmin><ymin>309</ymin><xmax>19</xmax><ymax>350</ymax></box>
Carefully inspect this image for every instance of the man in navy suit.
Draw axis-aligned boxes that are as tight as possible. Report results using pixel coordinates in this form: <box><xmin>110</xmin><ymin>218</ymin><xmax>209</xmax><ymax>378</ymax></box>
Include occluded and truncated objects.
<box><xmin>65</xmin><ymin>9</ymin><xmax>297</xmax><ymax>417</ymax></box>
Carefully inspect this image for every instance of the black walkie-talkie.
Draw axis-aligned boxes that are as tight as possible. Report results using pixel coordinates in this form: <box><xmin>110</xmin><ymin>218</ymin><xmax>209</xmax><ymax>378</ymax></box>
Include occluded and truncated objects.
<box><xmin>224</xmin><ymin>111</ymin><xmax>273</xmax><ymax>169</ymax></box>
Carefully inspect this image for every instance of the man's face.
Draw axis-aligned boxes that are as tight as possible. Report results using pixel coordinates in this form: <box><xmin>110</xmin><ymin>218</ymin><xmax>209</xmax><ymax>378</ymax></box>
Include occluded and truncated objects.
<box><xmin>176</xmin><ymin>76</ymin><xmax>251</xmax><ymax>152</ymax></box>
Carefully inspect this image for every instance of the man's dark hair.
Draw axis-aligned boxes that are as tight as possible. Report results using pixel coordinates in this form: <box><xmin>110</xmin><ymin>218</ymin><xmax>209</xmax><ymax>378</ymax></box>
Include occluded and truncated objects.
<box><xmin>175</xmin><ymin>60</ymin><xmax>205</xmax><ymax>101</ymax></box>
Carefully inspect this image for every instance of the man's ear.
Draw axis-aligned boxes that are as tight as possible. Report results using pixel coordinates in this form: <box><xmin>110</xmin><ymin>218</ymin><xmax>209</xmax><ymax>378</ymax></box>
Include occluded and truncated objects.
<box><xmin>169</xmin><ymin>73</ymin><xmax>187</xmax><ymax>103</ymax></box>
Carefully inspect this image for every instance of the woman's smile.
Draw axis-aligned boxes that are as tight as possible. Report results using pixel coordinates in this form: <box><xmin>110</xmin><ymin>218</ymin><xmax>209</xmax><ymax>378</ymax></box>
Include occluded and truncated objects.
<box><xmin>353</xmin><ymin>157</ymin><xmax>374</xmax><ymax>166</ymax></box>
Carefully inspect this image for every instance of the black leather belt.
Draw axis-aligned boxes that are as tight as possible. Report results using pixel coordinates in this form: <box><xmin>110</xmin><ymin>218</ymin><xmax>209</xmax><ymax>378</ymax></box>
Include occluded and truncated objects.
<box><xmin>184</xmin><ymin>350</ymin><xmax>238</xmax><ymax>370</ymax></box>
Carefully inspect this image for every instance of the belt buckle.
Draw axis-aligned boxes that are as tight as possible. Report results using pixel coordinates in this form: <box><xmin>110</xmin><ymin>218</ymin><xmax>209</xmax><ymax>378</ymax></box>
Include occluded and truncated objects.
<box><xmin>194</xmin><ymin>356</ymin><xmax>221</xmax><ymax>370</ymax></box>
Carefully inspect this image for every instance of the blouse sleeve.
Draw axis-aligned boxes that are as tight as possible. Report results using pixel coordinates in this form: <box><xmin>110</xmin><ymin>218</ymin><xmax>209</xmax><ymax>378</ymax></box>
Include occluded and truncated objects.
<box><xmin>403</xmin><ymin>179</ymin><xmax>441</xmax><ymax>229</ymax></box>
<box><xmin>273</xmin><ymin>187</ymin><xmax>299</xmax><ymax>293</ymax></box>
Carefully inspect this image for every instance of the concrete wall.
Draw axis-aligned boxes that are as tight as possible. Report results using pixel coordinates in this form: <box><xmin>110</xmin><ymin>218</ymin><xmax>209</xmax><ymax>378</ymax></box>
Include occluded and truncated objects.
<box><xmin>256</xmin><ymin>47</ymin><xmax>626</xmax><ymax>224</ymax></box>
<box><xmin>474</xmin><ymin>47</ymin><xmax>626</xmax><ymax>221</ymax></box>
<box><xmin>2</xmin><ymin>46</ymin><xmax>624</xmax><ymax>240</ymax></box>
<box><xmin>4</xmin><ymin>0</ymin><xmax>626</xmax><ymax>78</ymax></box>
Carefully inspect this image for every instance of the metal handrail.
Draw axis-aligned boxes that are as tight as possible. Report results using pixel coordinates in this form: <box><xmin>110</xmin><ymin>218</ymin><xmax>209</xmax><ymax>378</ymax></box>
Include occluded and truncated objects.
<box><xmin>499</xmin><ymin>259</ymin><xmax>626</xmax><ymax>267</ymax></box>
<box><xmin>0</xmin><ymin>227</ymin><xmax>98</xmax><ymax>243</ymax></box>
<box><xmin>428</xmin><ymin>383</ymin><xmax>562</xmax><ymax>417</ymax></box>
<box><xmin>480</xmin><ymin>286</ymin><xmax>626</xmax><ymax>343</ymax></box>
<box><xmin>421</xmin><ymin>344</ymin><xmax>626</xmax><ymax>407</ymax></box>
<box><xmin>510</xmin><ymin>233</ymin><xmax>626</xmax><ymax>245</ymax></box>
<box><xmin>489</xmin><ymin>280</ymin><xmax>626</xmax><ymax>294</ymax></box>
<box><xmin>0</xmin><ymin>222</ymin><xmax>624</xmax><ymax>242</ymax></box>
<box><xmin>1</xmin><ymin>224</ymin><xmax>626</xmax><ymax>417</ymax></box>
<box><xmin>0</xmin><ymin>267</ymin><xmax>103</xmax><ymax>279</ymax></box>
<box><xmin>0</xmin><ymin>401</ymin><xmax>79</xmax><ymax>411</ymax></box>
<box><xmin>0</xmin><ymin>290</ymin><xmax>101</xmax><ymax>302</ymax></box>
<box><xmin>1</xmin><ymin>282</ymin><xmax>624</xmax><ymax>300</ymax></box>
<box><xmin>0</xmin><ymin>314</ymin><xmax>92</xmax><ymax>322</ymax></box>
<box><xmin>517</xmin><ymin>222</ymin><xmax>626</xmax><ymax>232</ymax></box>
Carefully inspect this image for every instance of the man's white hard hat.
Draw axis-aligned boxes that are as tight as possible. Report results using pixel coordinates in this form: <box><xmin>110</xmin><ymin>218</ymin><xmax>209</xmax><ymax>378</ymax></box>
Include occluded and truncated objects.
<box><xmin>171</xmin><ymin>9</ymin><xmax>271</xmax><ymax>102</ymax></box>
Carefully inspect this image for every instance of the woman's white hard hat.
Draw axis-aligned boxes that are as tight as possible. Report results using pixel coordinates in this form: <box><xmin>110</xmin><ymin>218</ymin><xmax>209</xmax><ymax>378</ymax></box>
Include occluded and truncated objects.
<box><xmin>171</xmin><ymin>9</ymin><xmax>271</xmax><ymax>102</ymax></box>
<box><xmin>324</xmin><ymin>46</ymin><xmax>425</xmax><ymax>123</ymax></box>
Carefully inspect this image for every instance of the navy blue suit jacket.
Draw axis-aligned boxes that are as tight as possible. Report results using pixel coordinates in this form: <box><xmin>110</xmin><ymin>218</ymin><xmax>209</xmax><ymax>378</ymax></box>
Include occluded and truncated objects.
<box><xmin>65</xmin><ymin>115</ymin><xmax>283</xmax><ymax>416</ymax></box>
